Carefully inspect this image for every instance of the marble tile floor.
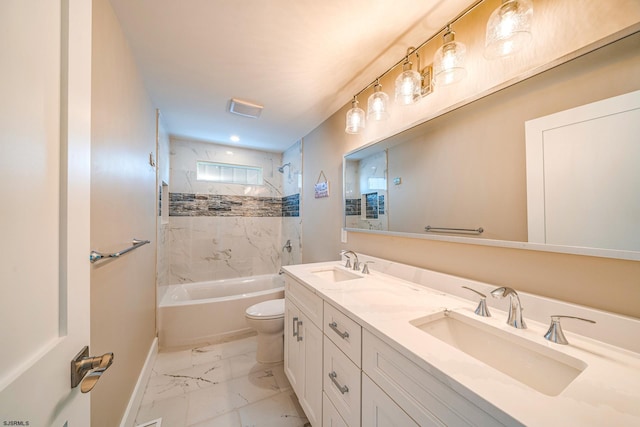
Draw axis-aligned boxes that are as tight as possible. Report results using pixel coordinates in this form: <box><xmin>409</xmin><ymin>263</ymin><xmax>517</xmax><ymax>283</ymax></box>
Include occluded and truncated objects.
<box><xmin>134</xmin><ymin>336</ymin><xmax>309</xmax><ymax>427</ymax></box>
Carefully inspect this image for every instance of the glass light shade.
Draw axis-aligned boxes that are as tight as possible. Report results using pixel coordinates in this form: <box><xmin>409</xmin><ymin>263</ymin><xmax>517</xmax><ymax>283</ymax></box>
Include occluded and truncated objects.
<box><xmin>485</xmin><ymin>0</ymin><xmax>533</xmax><ymax>59</ymax></box>
<box><xmin>395</xmin><ymin>61</ymin><xmax>421</xmax><ymax>106</ymax></box>
<box><xmin>367</xmin><ymin>84</ymin><xmax>390</xmax><ymax>121</ymax></box>
<box><xmin>345</xmin><ymin>99</ymin><xmax>365</xmax><ymax>134</ymax></box>
<box><xmin>433</xmin><ymin>30</ymin><xmax>467</xmax><ymax>86</ymax></box>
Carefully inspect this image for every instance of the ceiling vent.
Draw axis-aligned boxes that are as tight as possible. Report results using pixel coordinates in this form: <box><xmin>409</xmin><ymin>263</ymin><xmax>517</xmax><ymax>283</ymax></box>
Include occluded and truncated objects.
<box><xmin>228</xmin><ymin>98</ymin><xmax>263</xmax><ymax>119</ymax></box>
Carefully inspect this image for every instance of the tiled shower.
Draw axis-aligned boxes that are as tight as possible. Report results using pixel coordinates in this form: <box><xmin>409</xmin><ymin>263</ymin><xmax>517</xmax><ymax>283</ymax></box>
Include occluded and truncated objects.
<box><xmin>158</xmin><ymin>136</ymin><xmax>302</xmax><ymax>286</ymax></box>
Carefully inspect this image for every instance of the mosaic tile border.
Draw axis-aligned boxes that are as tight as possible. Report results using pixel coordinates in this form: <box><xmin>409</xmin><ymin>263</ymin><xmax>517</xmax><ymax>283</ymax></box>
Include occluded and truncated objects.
<box><xmin>169</xmin><ymin>192</ymin><xmax>300</xmax><ymax>217</ymax></box>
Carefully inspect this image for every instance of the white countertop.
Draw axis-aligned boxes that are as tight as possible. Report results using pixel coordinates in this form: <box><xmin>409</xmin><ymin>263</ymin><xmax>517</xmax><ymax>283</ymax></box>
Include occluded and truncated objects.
<box><xmin>283</xmin><ymin>259</ymin><xmax>640</xmax><ymax>426</ymax></box>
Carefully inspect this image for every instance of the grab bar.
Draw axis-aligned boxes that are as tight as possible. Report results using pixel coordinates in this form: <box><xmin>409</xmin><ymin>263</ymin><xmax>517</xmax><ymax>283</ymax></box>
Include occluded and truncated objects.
<box><xmin>425</xmin><ymin>226</ymin><xmax>484</xmax><ymax>235</ymax></box>
<box><xmin>90</xmin><ymin>239</ymin><xmax>150</xmax><ymax>263</ymax></box>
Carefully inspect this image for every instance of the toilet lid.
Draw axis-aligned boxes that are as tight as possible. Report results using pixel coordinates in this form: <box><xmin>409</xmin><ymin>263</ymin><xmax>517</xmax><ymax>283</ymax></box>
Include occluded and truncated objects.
<box><xmin>246</xmin><ymin>298</ymin><xmax>285</xmax><ymax>319</ymax></box>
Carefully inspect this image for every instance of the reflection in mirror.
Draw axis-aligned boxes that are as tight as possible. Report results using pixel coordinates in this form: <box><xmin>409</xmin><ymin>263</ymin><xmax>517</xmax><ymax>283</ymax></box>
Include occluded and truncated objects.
<box><xmin>526</xmin><ymin>90</ymin><xmax>640</xmax><ymax>253</ymax></box>
<box><xmin>344</xmin><ymin>150</ymin><xmax>388</xmax><ymax>231</ymax></box>
<box><xmin>343</xmin><ymin>88</ymin><xmax>640</xmax><ymax>260</ymax></box>
<box><xmin>342</xmin><ymin>33</ymin><xmax>640</xmax><ymax>260</ymax></box>
<box><xmin>344</xmin><ymin>91</ymin><xmax>528</xmax><ymax>243</ymax></box>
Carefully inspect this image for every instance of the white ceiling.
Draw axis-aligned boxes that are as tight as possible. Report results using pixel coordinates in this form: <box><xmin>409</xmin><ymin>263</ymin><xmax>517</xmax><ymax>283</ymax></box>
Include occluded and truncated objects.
<box><xmin>109</xmin><ymin>0</ymin><xmax>476</xmax><ymax>153</ymax></box>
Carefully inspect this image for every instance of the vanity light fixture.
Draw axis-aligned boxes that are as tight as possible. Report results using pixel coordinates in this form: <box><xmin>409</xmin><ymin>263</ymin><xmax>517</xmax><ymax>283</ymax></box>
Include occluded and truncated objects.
<box><xmin>367</xmin><ymin>80</ymin><xmax>390</xmax><ymax>121</ymax></box>
<box><xmin>433</xmin><ymin>25</ymin><xmax>467</xmax><ymax>86</ymax></box>
<box><xmin>345</xmin><ymin>96</ymin><xmax>366</xmax><ymax>134</ymax></box>
<box><xmin>485</xmin><ymin>0</ymin><xmax>534</xmax><ymax>59</ymax></box>
<box><xmin>344</xmin><ymin>0</ymin><xmax>521</xmax><ymax>134</ymax></box>
<box><xmin>395</xmin><ymin>49</ymin><xmax>422</xmax><ymax>106</ymax></box>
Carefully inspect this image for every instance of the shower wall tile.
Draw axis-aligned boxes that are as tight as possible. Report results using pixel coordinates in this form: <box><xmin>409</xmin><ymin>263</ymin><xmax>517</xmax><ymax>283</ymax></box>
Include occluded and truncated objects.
<box><xmin>345</xmin><ymin>198</ymin><xmax>361</xmax><ymax>216</ymax></box>
<box><xmin>282</xmin><ymin>217</ymin><xmax>302</xmax><ymax>266</ymax></box>
<box><xmin>168</xmin><ymin>217</ymin><xmax>283</xmax><ymax>284</ymax></box>
<box><xmin>170</xmin><ymin>136</ymin><xmax>283</xmax><ymax>198</ymax></box>
<box><xmin>282</xmin><ymin>140</ymin><xmax>302</xmax><ymax>198</ymax></box>
<box><xmin>169</xmin><ymin>193</ymin><xmax>284</xmax><ymax>217</ymax></box>
<box><xmin>281</xmin><ymin>140</ymin><xmax>303</xmax><ymax>266</ymax></box>
<box><xmin>282</xmin><ymin>194</ymin><xmax>299</xmax><ymax>217</ymax></box>
<box><xmin>165</xmin><ymin>138</ymin><xmax>302</xmax><ymax>284</ymax></box>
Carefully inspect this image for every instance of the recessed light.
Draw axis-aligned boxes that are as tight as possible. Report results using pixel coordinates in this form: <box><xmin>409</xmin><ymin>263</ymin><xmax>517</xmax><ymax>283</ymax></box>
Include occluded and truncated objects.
<box><xmin>230</xmin><ymin>135</ymin><xmax>240</xmax><ymax>142</ymax></box>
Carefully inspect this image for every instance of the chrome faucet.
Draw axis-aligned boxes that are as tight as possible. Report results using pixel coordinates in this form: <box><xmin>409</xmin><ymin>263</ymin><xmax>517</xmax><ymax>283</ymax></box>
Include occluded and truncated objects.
<box><xmin>490</xmin><ymin>287</ymin><xmax>526</xmax><ymax>329</ymax></box>
<box><xmin>340</xmin><ymin>250</ymin><xmax>360</xmax><ymax>271</ymax></box>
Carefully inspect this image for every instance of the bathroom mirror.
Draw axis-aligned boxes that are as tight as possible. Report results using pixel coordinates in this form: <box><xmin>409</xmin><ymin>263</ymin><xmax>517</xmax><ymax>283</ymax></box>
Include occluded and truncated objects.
<box><xmin>343</xmin><ymin>50</ymin><xmax>640</xmax><ymax>261</ymax></box>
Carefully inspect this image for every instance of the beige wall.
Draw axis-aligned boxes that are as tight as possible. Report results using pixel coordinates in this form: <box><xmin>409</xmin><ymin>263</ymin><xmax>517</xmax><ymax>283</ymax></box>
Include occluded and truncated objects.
<box><xmin>302</xmin><ymin>27</ymin><xmax>640</xmax><ymax>316</ymax></box>
<box><xmin>91</xmin><ymin>0</ymin><xmax>157</xmax><ymax>425</ymax></box>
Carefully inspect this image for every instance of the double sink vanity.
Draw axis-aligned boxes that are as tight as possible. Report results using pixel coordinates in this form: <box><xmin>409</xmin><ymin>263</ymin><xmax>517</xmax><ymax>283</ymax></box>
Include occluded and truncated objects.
<box><xmin>282</xmin><ymin>254</ymin><xmax>640</xmax><ymax>426</ymax></box>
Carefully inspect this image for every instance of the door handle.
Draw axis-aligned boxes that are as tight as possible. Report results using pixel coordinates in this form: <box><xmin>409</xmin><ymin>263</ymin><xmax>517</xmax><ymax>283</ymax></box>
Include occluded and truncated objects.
<box><xmin>71</xmin><ymin>346</ymin><xmax>114</xmax><ymax>393</ymax></box>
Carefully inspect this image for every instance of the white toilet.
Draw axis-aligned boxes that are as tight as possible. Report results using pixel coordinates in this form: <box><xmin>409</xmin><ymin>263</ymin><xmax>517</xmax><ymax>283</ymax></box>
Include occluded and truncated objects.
<box><xmin>245</xmin><ymin>298</ymin><xmax>285</xmax><ymax>363</ymax></box>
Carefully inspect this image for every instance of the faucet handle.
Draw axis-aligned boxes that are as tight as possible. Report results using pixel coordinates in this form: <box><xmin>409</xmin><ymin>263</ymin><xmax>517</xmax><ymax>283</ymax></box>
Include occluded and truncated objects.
<box><xmin>544</xmin><ymin>315</ymin><xmax>596</xmax><ymax>345</ymax></box>
<box><xmin>340</xmin><ymin>251</ymin><xmax>352</xmax><ymax>268</ymax></box>
<box><xmin>462</xmin><ymin>286</ymin><xmax>491</xmax><ymax>317</ymax></box>
<box><xmin>362</xmin><ymin>261</ymin><xmax>374</xmax><ymax>274</ymax></box>
<box><xmin>344</xmin><ymin>256</ymin><xmax>352</xmax><ymax>269</ymax></box>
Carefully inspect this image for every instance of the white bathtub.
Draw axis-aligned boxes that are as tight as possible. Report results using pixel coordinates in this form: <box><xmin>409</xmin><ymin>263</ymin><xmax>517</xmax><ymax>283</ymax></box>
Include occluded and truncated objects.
<box><xmin>158</xmin><ymin>274</ymin><xmax>285</xmax><ymax>348</ymax></box>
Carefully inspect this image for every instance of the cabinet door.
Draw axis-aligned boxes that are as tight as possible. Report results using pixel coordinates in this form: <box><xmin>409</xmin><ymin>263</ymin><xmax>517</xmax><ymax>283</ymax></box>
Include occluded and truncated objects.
<box><xmin>362</xmin><ymin>374</ymin><xmax>422</xmax><ymax>427</ymax></box>
<box><xmin>299</xmin><ymin>315</ymin><xmax>323</xmax><ymax>427</ymax></box>
<box><xmin>284</xmin><ymin>298</ymin><xmax>302</xmax><ymax>394</ymax></box>
<box><xmin>323</xmin><ymin>392</ymin><xmax>348</xmax><ymax>427</ymax></box>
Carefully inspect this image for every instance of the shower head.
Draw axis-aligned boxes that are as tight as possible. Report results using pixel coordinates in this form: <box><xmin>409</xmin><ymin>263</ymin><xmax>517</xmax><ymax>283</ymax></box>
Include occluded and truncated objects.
<box><xmin>277</xmin><ymin>163</ymin><xmax>291</xmax><ymax>173</ymax></box>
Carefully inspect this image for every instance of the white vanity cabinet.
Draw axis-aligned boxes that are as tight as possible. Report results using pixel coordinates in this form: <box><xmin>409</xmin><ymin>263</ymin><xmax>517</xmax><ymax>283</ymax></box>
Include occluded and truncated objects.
<box><xmin>362</xmin><ymin>330</ymin><xmax>518</xmax><ymax>426</ymax></box>
<box><xmin>284</xmin><ymin>276</ymin><xmax>323</xmax><ymax>427</ymax></box>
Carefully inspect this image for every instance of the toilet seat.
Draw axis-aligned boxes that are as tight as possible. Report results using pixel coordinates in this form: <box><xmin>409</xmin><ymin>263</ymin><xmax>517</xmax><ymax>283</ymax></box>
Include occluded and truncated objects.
<box><xmin>245</xmin><ymin>298</ymin><xmax>285</xmax><ymax>320</ymax></box>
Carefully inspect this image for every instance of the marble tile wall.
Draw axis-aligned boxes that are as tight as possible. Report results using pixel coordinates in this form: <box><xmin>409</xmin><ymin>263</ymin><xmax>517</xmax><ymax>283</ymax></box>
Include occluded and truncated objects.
<box><xmin>166</xmin><ymin>137</ymin><xmax>302</xmax><ymax>284</ymax></box>
<box><xmin>168</xmin><ymin>216</ymin><xmax>283</xmax><ymax>283</ymax></box>
<box><xmin>280</xmin><ymin>141</ymin><xmax>302</xmax><ymax>267</ymax></box>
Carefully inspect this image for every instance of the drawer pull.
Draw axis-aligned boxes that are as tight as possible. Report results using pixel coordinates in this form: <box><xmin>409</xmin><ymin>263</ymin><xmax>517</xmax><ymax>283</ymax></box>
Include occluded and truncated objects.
<box><xmin>329</xmin><ymin>321</ymin><xmax>349</xmax><ymax>339</ymax></box>
<box><xmin>328</xmin><ymin>371</ymin><xmax>349</xmax><ymax>394</ymax></box>
<box><xmin>297</xmin><ymin>320</ymin><xmax>303</xmax><ymax>342</ymax></box>
<box><xmin>292</xmin><ymin>317</ymin><xmax>299</xmax><ymax>337</ymax></box>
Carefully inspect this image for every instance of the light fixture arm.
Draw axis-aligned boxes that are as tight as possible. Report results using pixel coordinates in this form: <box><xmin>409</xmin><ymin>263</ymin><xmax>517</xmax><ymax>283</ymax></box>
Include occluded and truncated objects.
<box><xmin>350</xmin><ymin>0</ymin><xmax>483</xmax><ymax>101</ymax></box>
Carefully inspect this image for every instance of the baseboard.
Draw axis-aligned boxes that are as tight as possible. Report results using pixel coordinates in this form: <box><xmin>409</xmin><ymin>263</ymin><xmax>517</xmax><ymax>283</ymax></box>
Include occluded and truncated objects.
<box><xmin>120</xmin><ymin>336</ymin><xmax>158</xmax><ymax>427</ymax></box>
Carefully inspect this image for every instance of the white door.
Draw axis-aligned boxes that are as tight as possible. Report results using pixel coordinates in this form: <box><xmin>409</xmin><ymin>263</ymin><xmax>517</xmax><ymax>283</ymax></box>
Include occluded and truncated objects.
<box><xmin>0</xmin><ymin>0</ymin><xmax>93</xmax><ymax>425</ymax></box>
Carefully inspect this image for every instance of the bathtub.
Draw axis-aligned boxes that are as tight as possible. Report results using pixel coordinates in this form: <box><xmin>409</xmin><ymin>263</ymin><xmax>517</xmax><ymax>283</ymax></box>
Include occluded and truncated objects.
<box><xmin>158</xmin><ymin>274</ymin><xmax>285</xmax><ymax>348</ymax></box>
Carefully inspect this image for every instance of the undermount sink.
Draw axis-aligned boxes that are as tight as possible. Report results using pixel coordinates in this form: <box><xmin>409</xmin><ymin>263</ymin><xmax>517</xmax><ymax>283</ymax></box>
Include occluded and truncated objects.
<box><xmin>311</xmin><ymin>267</ymin><xmax>362</xmax><ymax>283</ymax></box>
<box><xmin>410</xmin><ymin>310</ymin><xmax>587</xmax><ymax>396</ymax></box>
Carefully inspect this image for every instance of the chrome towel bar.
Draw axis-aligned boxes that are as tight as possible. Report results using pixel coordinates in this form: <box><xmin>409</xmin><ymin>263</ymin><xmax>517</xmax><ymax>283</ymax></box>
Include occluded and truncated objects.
<box><xmin>425</xmin><ymin>226</ymin><xmax>484</xmax><ymax>235</ymax></box>
<box><xmin>90</xmin><ymin>238</ymin><xmax>150</xmax><ymax>263</ymax></box>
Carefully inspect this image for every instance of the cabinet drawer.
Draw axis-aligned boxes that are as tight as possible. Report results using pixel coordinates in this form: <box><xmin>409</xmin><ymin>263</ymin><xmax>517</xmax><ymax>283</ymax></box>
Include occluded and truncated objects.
<box><xmin>363</xmin><ymin>330</ymin><xmax>518</xmax><ymax>427</ymax></box>
<box><xmin>322</xmin><ymin>392</ymin><xmax>348</xmax><ymax>427</ymax></box>
<box><xmin>324</xmin><ymin>302</ymin><xmax>362</xmax><ymax>367</ymax></box>
<box><xmin>362</xmin><ymin>373</ymin><xmax>421</xmax><ymax>427</ymax></box>
<box><xmin>285</xmin><ymin>275</ymin><xmax>323</xmax><ymax>328</ymax></box>
<box><xmin>323</xmin><ymin>337</ymin><xmax>361</xmax><ymax>427</ymax></box>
